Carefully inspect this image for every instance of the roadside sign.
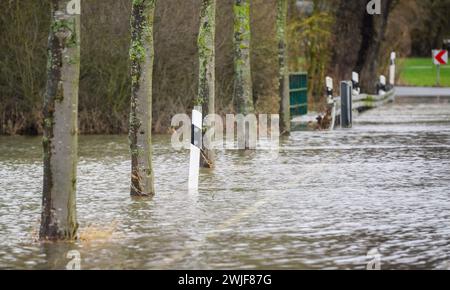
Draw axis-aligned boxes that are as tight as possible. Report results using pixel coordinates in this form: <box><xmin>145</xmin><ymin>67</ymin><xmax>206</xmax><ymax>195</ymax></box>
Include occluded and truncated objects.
<box><xmin>432</xmin><ymin>49</ymin><xmax>448</xmax><ymax>86</ymax></box>
<box><xmin>433</xmin><ymin>49</ymin><xmax>448</xmax><ymax>65</ymax></box>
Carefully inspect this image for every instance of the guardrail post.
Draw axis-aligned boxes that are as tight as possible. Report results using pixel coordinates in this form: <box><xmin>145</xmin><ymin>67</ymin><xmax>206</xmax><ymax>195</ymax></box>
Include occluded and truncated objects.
<box><xmin>340</xmin><ymin>81</ymin><xmax>352</xmax><ymax>128</ymax></box>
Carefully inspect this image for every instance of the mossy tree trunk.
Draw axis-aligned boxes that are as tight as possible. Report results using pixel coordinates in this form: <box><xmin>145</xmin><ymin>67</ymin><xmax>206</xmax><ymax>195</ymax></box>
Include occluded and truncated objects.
<box><xmin>233</xmin><ymin>0</ymin><xmax>254</xmax><ymax>116</ymax></box>
<box><xmin>277</xmin><ymin>0</ymin><xmax>290</xmax><ymax>135</ymax></box>
<box><xmin>129</xmin><ymin>0</ymin><xmax>156</xmax><ymax>197</ymax></box>
<box><xmin>197</xmin><ymin>0</ymin><xmax>216</xmax><ymax>168</ymax></box>
<box><xmin>40</xmin><ymin>0</ymin><xmax>80</xmax><ymax>241</ymax></box>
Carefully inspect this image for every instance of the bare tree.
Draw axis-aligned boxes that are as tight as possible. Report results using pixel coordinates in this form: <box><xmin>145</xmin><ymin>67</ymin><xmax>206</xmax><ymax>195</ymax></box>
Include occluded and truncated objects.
<box><xmin>40</xmin><ymin>0</ymin><xmax>80</xmax><ymax>240</ymax></box>
<box><xmin>129</xmin><ymin>0</ymin><xmax>156</xmax><ymax>197</ymax></box>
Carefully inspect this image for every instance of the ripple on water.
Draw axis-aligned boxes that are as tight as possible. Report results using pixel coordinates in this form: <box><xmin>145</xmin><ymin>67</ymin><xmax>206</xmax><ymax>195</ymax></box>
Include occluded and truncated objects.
<box><xmin>0</xmin><ymin>103</ymin><xmax>450</xmax><ymax>269</ymax></box>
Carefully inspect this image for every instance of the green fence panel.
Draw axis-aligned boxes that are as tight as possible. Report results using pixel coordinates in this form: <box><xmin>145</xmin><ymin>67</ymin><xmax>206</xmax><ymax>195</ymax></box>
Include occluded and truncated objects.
<box><xmin>289</xmin><ymin>73</ymin><xmax>308</xmax><ymax>117</ymax></box>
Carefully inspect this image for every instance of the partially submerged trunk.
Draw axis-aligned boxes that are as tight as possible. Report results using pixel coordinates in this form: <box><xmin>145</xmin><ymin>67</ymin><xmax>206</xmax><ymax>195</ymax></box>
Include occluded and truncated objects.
<box><xmin>197</xmin><ymin>0</ymin><xmax>216</xmax><ymax>168</ymax></box>
<box><xmin>277</xmin><ymin>0</ymin><xmax>290</xmax><ymax>135</ymax></box>
<box><xmin>129</xmin><ymin>0</ymin><xmax>156</xmax><ymax>197</ymax></box>
<box><xmin>233</xmin><ymin>0</ymin><xmax>254</xmax><ymax>116</ymax></box>
<box><xmin>40</xmin><ymin>0</ymin><xmax>80</xmax><ymax>240</ymax></box>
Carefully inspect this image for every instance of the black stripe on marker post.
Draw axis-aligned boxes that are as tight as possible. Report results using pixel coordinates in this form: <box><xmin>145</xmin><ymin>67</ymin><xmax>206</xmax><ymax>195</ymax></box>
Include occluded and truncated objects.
<box><xmin>191</xmin><ymin>124</ymin><xmax>202</xmax><ymax>149</ymax></box>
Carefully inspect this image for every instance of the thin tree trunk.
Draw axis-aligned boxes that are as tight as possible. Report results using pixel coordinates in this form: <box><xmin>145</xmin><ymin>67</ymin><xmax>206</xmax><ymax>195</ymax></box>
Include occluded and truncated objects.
<box><xmin>197</xmin><ymin>0</ymin><xmax>216</xmax><ymax>169</ymax></box>
<box><xmin>40</xmin><ymin>0</ymin><xmax>80</xmax><ymax>240</ymax></box>
<box><xmin>129</xmin><ymin>0</ymin><xmax>156</xmax><ymax>197</ymax></box>
<box><xmin>277</xmin><ymin>0</ymin><xmax>290</xmax><ymax>135</ymax></box>
<box><xmin>233</xmin><ymin>0</ymin><xmax>254</xmax><ymax>116</ymax></box>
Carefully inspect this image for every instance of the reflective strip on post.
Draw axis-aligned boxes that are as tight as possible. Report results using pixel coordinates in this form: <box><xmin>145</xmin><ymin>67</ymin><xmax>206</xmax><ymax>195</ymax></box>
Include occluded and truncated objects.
<box><xmin>188</xmin><ymin>106</ymin><xmax>202</xmax><ymax>190</ymax></box>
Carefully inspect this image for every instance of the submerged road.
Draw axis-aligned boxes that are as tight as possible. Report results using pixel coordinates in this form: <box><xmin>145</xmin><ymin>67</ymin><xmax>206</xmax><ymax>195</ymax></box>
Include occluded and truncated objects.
<box><xmin>1</xmin><ymin>98</ymin><xmax>450</xmax><ymax>270</ymax></box>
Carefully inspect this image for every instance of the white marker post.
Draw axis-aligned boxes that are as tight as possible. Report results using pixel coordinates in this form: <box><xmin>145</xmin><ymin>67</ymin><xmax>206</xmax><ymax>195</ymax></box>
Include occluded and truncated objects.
<box><xmin>188</xmin><ymin>106</ymin><xmax>202</xmax><ymax>190</ymax></box>
<box><xmin>389</xmin><ymin>52</ymin><xmax>396</xmax><ymax>86</ymax></box>
<box><xmin>378</xmin><ymin>75</ymin><xmax>386</xmax><ymax>95</ymax></box>
<box><xmin>352</xmin><ymin>72</ymin><xmax>360</xmax><ymax>95</ymax></box>
<box><xmin>326</xmin><ymin>76</ymin><xmax>333</xmax><ymax>102</ymax></box>
<box><xmin>326</xmin><ymin>76</ymin><xmax>336</xmax><ymax>131</ymax></box>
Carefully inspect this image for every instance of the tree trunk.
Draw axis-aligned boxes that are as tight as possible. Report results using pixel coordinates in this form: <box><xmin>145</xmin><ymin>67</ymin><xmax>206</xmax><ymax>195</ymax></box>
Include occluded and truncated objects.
<box><xmin>197</xmin><ymin>0</ymin><xmax>216</xmax><ymax>169</ymax></box>
<box><xmin>40</xmin><ymin>0</ymin><xmax>80</xmax><ymax>240</ymax></box>
<box><xmin>330</xmin><ymin>0</ymin><xmax>367</xmax><ymax>85</ymax></box>
<box><xmin>331</xmin><ymin>0</ymin><xmax>395</xmax><ymax>93</ymax></box>
<box><xmin>233</xmin><ymin>0</ymin><xmax>254</xmax><ymax>115</ymax></box>
<box><xmin>355</xmin><ymin>0</ymin><xmax>394</xmax><ymax>93</ymax></box>
<box><xmin>129</xmin><ymin>0</ymin><xmax>156</xmax><ymax>197</ymax></box>
<box><xmin>277</xmin><ymin>0</ymin><xmax>290</xmax><ymax>135</ymax></box>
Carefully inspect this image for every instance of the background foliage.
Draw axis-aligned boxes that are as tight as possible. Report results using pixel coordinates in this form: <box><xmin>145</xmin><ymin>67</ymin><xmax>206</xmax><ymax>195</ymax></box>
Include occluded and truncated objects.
<box><xmin>1</xmin><ymin>0</ymin><xmax>449</xmax><ymax>135</ymax></box>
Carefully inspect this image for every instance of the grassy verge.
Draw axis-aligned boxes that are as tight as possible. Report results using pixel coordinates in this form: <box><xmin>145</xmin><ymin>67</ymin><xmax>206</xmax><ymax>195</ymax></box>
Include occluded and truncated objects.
<box><xmin>399</xmin><ymin>57</ymin><xmax>450</xmax><ymax>87</ymax></box>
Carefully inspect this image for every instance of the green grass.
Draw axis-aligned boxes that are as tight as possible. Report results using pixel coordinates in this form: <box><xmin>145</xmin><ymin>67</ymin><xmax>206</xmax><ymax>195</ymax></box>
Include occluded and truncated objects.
<box><xmin>399</xmin><ymin>57</ymin><xmax>450</xmax><ymax>87</ymax></box>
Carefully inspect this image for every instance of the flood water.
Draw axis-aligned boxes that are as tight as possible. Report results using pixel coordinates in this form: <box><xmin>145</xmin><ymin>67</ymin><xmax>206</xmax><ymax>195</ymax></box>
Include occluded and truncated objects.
<box><xmin>0</xmin><ymin>100</ymin><xmax>449</xmax><ymax>270</ymax></box>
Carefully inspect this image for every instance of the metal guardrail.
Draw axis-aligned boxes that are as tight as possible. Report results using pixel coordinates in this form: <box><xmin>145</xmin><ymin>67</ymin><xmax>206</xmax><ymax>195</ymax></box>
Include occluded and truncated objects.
<box><xmin>291</xmin><ymin>52</ymin><xmax>398</xmax><ymax>131</ymax></box>
<box><xmin>326</xmin><ymin>53</ymin><xmax>398</xmax><ymax>130</ymax></box>
<box><xmin>335</xmin><ymin>90</ymin><xmax>395</xmax><ymax>113</ymax></box>
<box><xmin>332</xmin><ymin>89</ymin><xmax>396</xmax><ymax>128</ymax></box>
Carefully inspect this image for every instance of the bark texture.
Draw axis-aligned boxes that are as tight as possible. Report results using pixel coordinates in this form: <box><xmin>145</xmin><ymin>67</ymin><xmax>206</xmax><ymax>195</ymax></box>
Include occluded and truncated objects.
<box><xmin>276</xmin><ymin>0</ymin><xmax>290</xmax><ymax>135</ymax></box>
<box><xmin>233</xmin><ymin>0</ymin><xmax>254</xmax><ymax>115</ymax></box>
<box><xmin>197</xmin><ymin>0</ymin><xmax>216</xmax><ymax>168</ymax></box>
<box><xmin>331</xmin><ymin>0</ymin><xmax>395</xmax><ymax>93</ymax></box>
<box><xmin>355</xmin><ymin>0</ymin><xmax>394</xmax><ymax>93</ymax></box>
<box><xmin>129</xmin><ymin>0</ymin><xmax>156</xmax><ymax>196</ymax></box>
<box><xmin>40</xmin><ymin>0</ymin><xmax>80</xmax><ymax>240</ymax></box>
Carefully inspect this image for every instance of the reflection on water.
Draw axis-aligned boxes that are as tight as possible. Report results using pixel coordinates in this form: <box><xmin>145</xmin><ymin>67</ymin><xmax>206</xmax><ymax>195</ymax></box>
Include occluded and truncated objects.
<box><xmin>0</xmin><ymin>102</ymin><xmax>449</xmax><ymax>269</ymax></box>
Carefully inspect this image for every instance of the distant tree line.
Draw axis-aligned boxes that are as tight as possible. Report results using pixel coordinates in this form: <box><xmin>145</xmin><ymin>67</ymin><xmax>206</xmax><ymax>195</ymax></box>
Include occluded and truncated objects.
<box><xmin>0</xmin><ymin>0</ymin><xmax>449</xmax><ymax>135</ymax></box>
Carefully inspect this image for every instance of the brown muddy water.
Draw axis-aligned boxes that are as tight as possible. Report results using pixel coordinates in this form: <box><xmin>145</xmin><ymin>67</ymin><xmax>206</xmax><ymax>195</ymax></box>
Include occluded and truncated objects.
<box><xmin>0</xmin><ymin>101</ymin><xmax>449</xmax><ymax>269</ymax></box>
